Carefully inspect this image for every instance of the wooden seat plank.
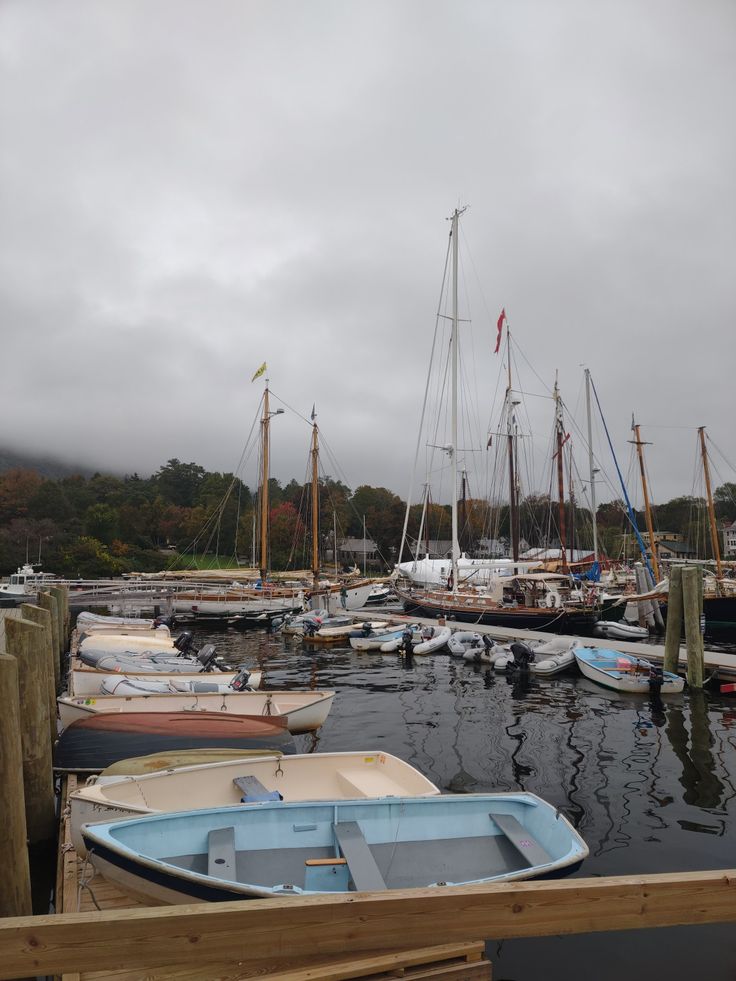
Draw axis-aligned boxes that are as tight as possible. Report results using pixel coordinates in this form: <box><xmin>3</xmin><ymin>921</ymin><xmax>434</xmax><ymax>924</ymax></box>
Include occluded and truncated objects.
<box><xmin>207</xmin><ymin>826</ymin><xmax>236</xmax><ymax>879</ymax></box>
<box><xmin>333</xmin><ymin>821</ymin><xmax>387</xmax><ymax>891</ymax></box>
<box><xmin>491</xmin><ymin>813</ymin><xmax>552</xmax><ymax>867</ymax></box>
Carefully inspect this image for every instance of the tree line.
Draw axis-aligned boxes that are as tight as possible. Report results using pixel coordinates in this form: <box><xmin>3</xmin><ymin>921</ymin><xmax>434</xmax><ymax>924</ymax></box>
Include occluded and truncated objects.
<box><xmin>0</xmin><ymin>458</ymin><xmax>734</xmax><ymax>578</ymax></box>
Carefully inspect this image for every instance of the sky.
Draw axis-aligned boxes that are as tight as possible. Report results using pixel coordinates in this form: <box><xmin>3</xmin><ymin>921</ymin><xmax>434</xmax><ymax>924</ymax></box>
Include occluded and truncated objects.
<box><xmin>1</xmin><ymin>0</ymin><xmax>734</xmax><ymax>511</ymax></box>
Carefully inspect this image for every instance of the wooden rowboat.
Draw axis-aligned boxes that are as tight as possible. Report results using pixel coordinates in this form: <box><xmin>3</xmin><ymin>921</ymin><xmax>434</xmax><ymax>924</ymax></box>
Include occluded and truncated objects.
<box><xmin>82</xmin><ymin>793</ymin><xmax>589</xmax><ymax>904</ymax></box>
<box><xmin>57</xmin><ymin>690</ymin><xmax>336</xmax><ymax>734</ymax></box>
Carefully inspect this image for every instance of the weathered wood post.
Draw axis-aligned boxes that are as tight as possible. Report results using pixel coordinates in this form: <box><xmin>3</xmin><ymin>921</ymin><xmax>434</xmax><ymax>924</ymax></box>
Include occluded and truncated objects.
<box><xmin>20</xmin><ymin>604</ymin><xmax>57</xmax><ymax>746</ymax></box>
<box><xmin>4</xmin><ymin>618</ymin><xmax>56</xmax><ymax>843</ymax></box>
<box><xmin>663</xmin><ymin>565</ymin><xmax>683</xmax><ymax>675</ymax></box>
<box><xmin>0</xmin><ymin>652</ymin><xmax>32</xmax><ymax>917</ymax></box>
<box><xmin>36</xmin><ymin>591</ymin><xmax>60</xmax><ymax>691</ymax></box>
<box><xmin>49</xmin><ymin>585</ymin><xmax>70</xmax><ymax>650</ymax></box>
<box><xmin>682</xmin><ymin>566</ymin><xmax>704</xmax><ymax>690</ymax></box>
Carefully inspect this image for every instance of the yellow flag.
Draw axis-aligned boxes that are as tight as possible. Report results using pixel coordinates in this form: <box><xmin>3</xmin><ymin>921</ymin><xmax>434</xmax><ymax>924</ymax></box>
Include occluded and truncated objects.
<box><xmin>251</xmin><ymin>362</ymin><xmax>267</xmax><ymax>382</ymax></box>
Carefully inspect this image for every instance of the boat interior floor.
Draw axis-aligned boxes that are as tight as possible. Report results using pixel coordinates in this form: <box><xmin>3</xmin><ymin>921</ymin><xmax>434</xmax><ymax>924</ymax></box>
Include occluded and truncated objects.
<box><xmin>163</xmin><ymin>834</ymin><xmax>529</xmax><ymax>889</ymax></box>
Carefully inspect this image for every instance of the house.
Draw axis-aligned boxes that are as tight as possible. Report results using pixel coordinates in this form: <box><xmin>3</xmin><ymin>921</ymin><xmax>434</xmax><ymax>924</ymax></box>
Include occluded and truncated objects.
<box><xmin>329</xmin><ymin>537</ymin><xmax>381</xmax><ymax>570</ymax></box>
<box><xmin>723</xmin><ymin>521</ymin><xmax>736</xmax><ymax>558</ymax></box>
<box><xmin>476</xmin><ymin>538</ymin><xmax>507</xmax><ymax>558</ymax></box>
<box><xmin>405</xmin><ymin>538</ymin><xmax>454</xmax><ymax>559</ymax></box>
<box><xmin>656</xmin><ymin>539</ymin><xmax>696</xmax><ymax>562</ymax></box>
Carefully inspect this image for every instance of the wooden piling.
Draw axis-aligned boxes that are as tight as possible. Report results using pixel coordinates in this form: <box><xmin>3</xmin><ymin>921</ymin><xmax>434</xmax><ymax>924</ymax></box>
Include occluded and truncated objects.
<box><xmin>20</xmin><ymin>603</ymin><xmax>57</xmax><ymax>743</ymax></box>
<box><xmin>36</xmin><ymin>591</ymin><xmax>60</xmax><ymax>690</ymax></box>
<box><xmin>3</xmin><ymin>617</ymin><xmax>56</xmax><ymax>844</ymax></box>
<box><xmin>48</xmin><ymin>584</ymin><xmax>70</xmax><ymax>650</ymax></box>
<box><xmin>682</xmin><ymin>566</ymin><xmax>704</xmax><ymax>689</ymax></box>
<box><xmin>0</xmin><ymin>653</ymin><xmax>32</xmax><ymax>918</ymax></box>
<box><xmin>663</xmin><ymin>565</ymin><xmax>683</xmax><ymax>675</ymax></box>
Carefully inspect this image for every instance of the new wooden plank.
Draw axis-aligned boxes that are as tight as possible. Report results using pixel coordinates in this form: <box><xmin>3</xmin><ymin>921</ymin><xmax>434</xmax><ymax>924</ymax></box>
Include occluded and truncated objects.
<box><xmin>8</xmin><ymin>869</ymin><xmax>736</xmax><ymax>978</ymax></box>
<box><xmin>58</xmin><ymin>943</ymin><xmax>488</xmax><ymax>981</ymax></box>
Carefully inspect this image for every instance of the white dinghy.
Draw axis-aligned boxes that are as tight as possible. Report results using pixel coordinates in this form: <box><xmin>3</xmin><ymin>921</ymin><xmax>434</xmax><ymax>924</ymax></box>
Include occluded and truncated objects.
<box><xmin>493</xmin><ymin>638</ymin><xmax>580</xmax><ymax>676</ymax></box>
<box><xmin>594</xmin><ymin>620</ymin><xmax>650</xmax><ymax>641</ymax></box>
<box><xmin>69</xmin><ymin>751</ymin><xmax>441</xmax><ymax>854</ymax></box>
<box><xmin>71</xmin><ymin>666</ymin><xmax>262</xmax><ymax>696</ymax></box>
<box><xmin>380</xmin><ymin>625</ymin><xmax>452</xmax><ymax>654</ymax></box>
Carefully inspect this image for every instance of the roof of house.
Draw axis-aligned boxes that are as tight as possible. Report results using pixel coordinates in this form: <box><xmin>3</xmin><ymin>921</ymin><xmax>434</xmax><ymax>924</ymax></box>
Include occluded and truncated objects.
<box><xmin>338</xmin><ymin>538</ymin><xmax>379</xmax><ymax>551</ymax></box>
<box><xmin>657</xmin><ymin>539</ymin><xmax>693</xmax><ymax>554</ymax></box>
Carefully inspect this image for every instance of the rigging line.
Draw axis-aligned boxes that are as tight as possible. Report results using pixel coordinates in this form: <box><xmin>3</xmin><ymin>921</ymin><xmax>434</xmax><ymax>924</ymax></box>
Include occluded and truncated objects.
<box><xmin>590</xmin><ymin>375</ymin><xmax>655</xmax><ymax>581</ymax></box>
<box><xmin>268</xmin><ymin>390</ymin><xmax>314</xmax><ymax>428</ymax></box>
<box><xmin>398</xmin><ymin>232</ymin><xmax>453</xmax><ymax>566</ymax></box>
<box><xmin>707</xmin><ymin>435</ymin><xmax>736</xmax><ymax>478</ymax></box>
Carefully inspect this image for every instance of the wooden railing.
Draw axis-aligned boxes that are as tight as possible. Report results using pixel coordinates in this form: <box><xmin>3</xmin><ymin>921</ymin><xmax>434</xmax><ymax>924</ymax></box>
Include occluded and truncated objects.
<box><xmin>2</xmin><ymin>870</ymin><xmax>736</xmax><ymax>979</ymax></box>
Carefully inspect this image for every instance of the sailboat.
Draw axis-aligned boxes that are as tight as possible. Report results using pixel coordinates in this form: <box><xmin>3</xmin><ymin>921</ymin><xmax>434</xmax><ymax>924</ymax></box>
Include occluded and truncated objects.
<box><xmin>303</xmin><ymin>409</ymin><xmax>376</xmax><ymax>616</ymax></box>
<box><xmin>394</xmin><ymin>209</ymin><xmax>599</xmax><ymax>634</ymax></box>
<box><xmin>174</xmin><ymin>379</ymin><xmax>307</xmax><ymax>621</ymax></box>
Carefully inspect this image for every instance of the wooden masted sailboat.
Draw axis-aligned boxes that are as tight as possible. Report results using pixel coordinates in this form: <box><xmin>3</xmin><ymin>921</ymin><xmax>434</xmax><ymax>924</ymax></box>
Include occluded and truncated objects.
<box><xmin>394</xmin><ymin>208</ymin><xmax>599</xmax><ymax>634</ymax></box>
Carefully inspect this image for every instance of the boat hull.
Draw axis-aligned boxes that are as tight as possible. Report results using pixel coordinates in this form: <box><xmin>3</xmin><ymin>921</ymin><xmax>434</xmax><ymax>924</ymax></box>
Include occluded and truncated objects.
<box><xmin>400</xmin><ymin>593</ymin><xmax>598</xmax><ymax>633</ymax></box>
<box><xmin>54</xmin><ymin>712</ymin><xmax>296</xmax><ymax>773</ymax></box>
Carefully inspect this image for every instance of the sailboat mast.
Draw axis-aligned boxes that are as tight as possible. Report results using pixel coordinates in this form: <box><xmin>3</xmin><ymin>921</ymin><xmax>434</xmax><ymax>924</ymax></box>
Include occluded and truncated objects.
<box><xmin>333</xmin><ymin>511</ymin><xmax>338</xmax><ymax>577</ymax></box>
<box><xmin>450</xmin><ymin>208</ymin><xmax>461</xmax><ymax>589</ymax></box>
<box><xmin>584</xmin><ymin>368</ymin><xmax>599</xmax><ymax>562</ymax></box>
<box><xmin>310</xmin><ymin>413</ymin><xmax>320</xmax><ymax>589</ymax></box>
<box><xmin>699</xmin><ymin>426</ymin><xmax>723</xmax><ymax>578</ymax></box>
<box><xmin>506</xmin><ymin>326</ymin><xmax>520</xmax><ymax>563</ymax></box>
<box><xmin>259</xmin><ymin>385</ymin><xmax>271</xmax><ymax>582</ymax></box>
<box><xmin>632</xmin><ymin>422</ymin><xmax>660</xmax><ymax>582</ymax></box>
<box><xmin>554</xmin><ymin>374</ymin><xmax>568</xmax><ymax>572</ymax></box>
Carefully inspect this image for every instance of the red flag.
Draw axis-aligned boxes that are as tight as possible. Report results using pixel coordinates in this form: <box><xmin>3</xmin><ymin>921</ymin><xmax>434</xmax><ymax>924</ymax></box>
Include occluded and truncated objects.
<box><xmin>494</xmin><ymin>308</ymin><xmax>506</xmax><ymax>354</ymax></box>
<box><xmin>552</xmin><ymin>432</ymin><xmax>571</xmax><ymax>459</ymax></box>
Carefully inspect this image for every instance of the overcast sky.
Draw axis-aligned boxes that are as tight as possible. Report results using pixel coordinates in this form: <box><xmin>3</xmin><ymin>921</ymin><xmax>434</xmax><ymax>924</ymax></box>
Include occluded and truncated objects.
<box><xmin>1</xmin><ymin>0</ymin><xmax>734</xmax><ymax>510</ymax></box>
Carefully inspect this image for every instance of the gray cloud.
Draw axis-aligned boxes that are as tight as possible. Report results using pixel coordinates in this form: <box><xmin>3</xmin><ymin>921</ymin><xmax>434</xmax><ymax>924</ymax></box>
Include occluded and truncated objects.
<box><xmin>1</xmin><ymin>0</ymin><xmax>734</xmax><ymax>510</ymax></box>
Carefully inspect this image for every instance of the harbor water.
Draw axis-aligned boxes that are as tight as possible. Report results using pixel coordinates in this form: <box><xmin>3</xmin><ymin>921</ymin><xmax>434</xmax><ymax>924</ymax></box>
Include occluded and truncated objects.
<box><xmin>190</xmin><ymin>624</ymin><xmax>736</xmax><ymax>981</ymax></box>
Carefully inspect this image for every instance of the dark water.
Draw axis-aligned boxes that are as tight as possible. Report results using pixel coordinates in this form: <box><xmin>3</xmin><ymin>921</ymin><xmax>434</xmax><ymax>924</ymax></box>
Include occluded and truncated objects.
<box><xmin>191</xmin><ymin>624</ymin><xmax>736</xmax><ymax>981</ymax></box>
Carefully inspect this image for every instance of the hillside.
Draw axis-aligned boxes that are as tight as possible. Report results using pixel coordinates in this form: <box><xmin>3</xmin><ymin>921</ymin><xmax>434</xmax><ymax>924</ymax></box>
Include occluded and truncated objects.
<box><xmin>0</xmin><ymin>447</ymin><xmax>99</xmax><ymax>479</ymax></box>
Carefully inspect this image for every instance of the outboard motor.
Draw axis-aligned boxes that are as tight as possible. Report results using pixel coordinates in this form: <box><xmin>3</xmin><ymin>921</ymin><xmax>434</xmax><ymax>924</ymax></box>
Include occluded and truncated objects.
<box><xmin>303</xmin><ymin>619</ymin><xmax>318</xmax><ymax>637</ymax></box>
<box><xmin>173</xmin><ymin>631</ymin><xmax>194</xmax><ymax>654</ymax></box>
<box><xmin>196</xmin><ymin>645</ymin><xmax>218</xmax><ymax>671</ymax></box>
<box><xmin>361</xmin><ymin>621</ymin><xmax>373</xmax><ymax>637</ymax></box>
<box><xmin>229</xmin><ymin>668</ymin><xmax>252</xmax><ymax>691</ymax></box>
<box><xmin>153</xmin><ymin>615</ymin><xmax>174</xmax><ymax>630</ymax></box>
<box><xmin>648</xmin><ymin>665</ymin><xmax>664</xmax><ymax>695</ymax></box>
<box><xmin>510</xmin><ymin>641</ymin><xmax>535</xmax><ymax>672</ymax></box>
<box><xmin>482</xmin><ymin>634</ymin><xmax>493</xmax><ymax>655</ymax></box>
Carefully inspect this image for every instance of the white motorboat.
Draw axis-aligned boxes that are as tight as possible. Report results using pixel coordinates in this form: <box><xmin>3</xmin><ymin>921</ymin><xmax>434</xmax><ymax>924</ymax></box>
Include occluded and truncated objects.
<box><xmin>69</xmin><ymin>750</ymin><xmax>441</xmax><ymax>854</ymax></box>
<box><xmin>97</xmin><ymin>667</ymin><xmax>260</xmax><ymax>696</ymax></box>
<box><xmin>57</xmin><ymin>689</ymin><xmax>336</xmax><ymax>734</ymax></box>
<box><xmin>0</xmin><ymin>563</ymin><xmax>54</xmax><ymax>607</ymax></box>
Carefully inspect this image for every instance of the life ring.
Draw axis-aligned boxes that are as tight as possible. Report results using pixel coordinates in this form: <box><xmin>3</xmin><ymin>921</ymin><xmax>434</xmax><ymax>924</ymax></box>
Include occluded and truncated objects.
<box><xmin>545</xmin><ymin>592</ymin><xmax>558</xmax><ymax>609</ymax></box>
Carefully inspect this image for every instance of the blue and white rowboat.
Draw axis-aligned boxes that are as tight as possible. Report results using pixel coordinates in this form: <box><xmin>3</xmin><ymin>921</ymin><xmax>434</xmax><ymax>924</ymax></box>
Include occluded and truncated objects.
<box><xmin>82</xmin><ymin>793</ymin><xmax>589</xmax><ymax>904</ymax></box>
<box><xmin>574</xmin><ymin>647</ymin><xmax>684</xmax><ymax>694</ymax></box>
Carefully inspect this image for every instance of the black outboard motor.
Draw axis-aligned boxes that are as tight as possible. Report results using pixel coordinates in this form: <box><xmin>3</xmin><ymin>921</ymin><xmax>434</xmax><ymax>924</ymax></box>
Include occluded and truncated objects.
<box><xmin>173</xmin><ymin>631</ymin><xmax>194</xmax><ymax>654</ymax></box>
<box><xmin>482</xmin><ymin>634</ymin><xmax>493</xmax><ymax>655</ymax></box>
<box><xmin>510</xmin><ymin>641</ymin><xmax>535</xmax><ymax>672</ymax></box>
<box><xmin>197</xmin><ymin>645</ymin><xmax>218</xmax><ymax>671</ymax></box>
<box><xmin>303</xmin><ymin>619</ymin><xmax>318</xmax><ymax>637</ymax></box>
<box><xmin>153</xmin><ymin>615</ymin><xmax>175</xmax><ymax>630</ymax></box>
<box><xmin>229</xmin><ymin>668</ymin><xmax>252</xmax><ymax>691</ymax></box>
<box><xmin>648</xmin><ymin>665</ymin><xmax>664</xmax><ymax>695</ymax></box>
<box><xmin>361</xmin><ymin>621</ymin><xmax>373</xmax><ymax>637</ymax></box>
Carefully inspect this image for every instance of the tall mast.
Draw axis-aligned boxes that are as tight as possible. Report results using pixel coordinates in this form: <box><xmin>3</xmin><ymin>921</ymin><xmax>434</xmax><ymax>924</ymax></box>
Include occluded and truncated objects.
<box><xmin>554</xmin><ymin>373</ymin><xmax>568</xmax><ymax>572</ymax></box>
<box><xmin>310</xmin><ymin>411</ymin><xmax>320</xmax><ymax>590</ymax></box>
<box><xmin>506</xmin><ymin>325</ymin><xmax>520</xmax><ymax>563</ymax></box>
<box><xmin>259</xmin><ymin>384</ymin><xmax>271</xmax><ymax>582</ymax></box>
<box><xmin>459</xmin><ymin>468</ymin><xmax>467</xmax><ymax>557</ymax></box>
<box><xmin>699</xmin><ymin>426</ymin><xmax>723</xmax><ymax>578</ymax></box>
<box><xmin>584</xmin><ymin>368</ymin><xmax>599</xmax><ymax>562</ymax></box>
<box><xmin>449</xmin><ymin>207</ymin><xmax>463</xmax><ymax>590</ymax></box>
<box><xmin>631</xmin><ymin>421</ymin><xmax>660</xmax><ymax>582</ymax></box>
